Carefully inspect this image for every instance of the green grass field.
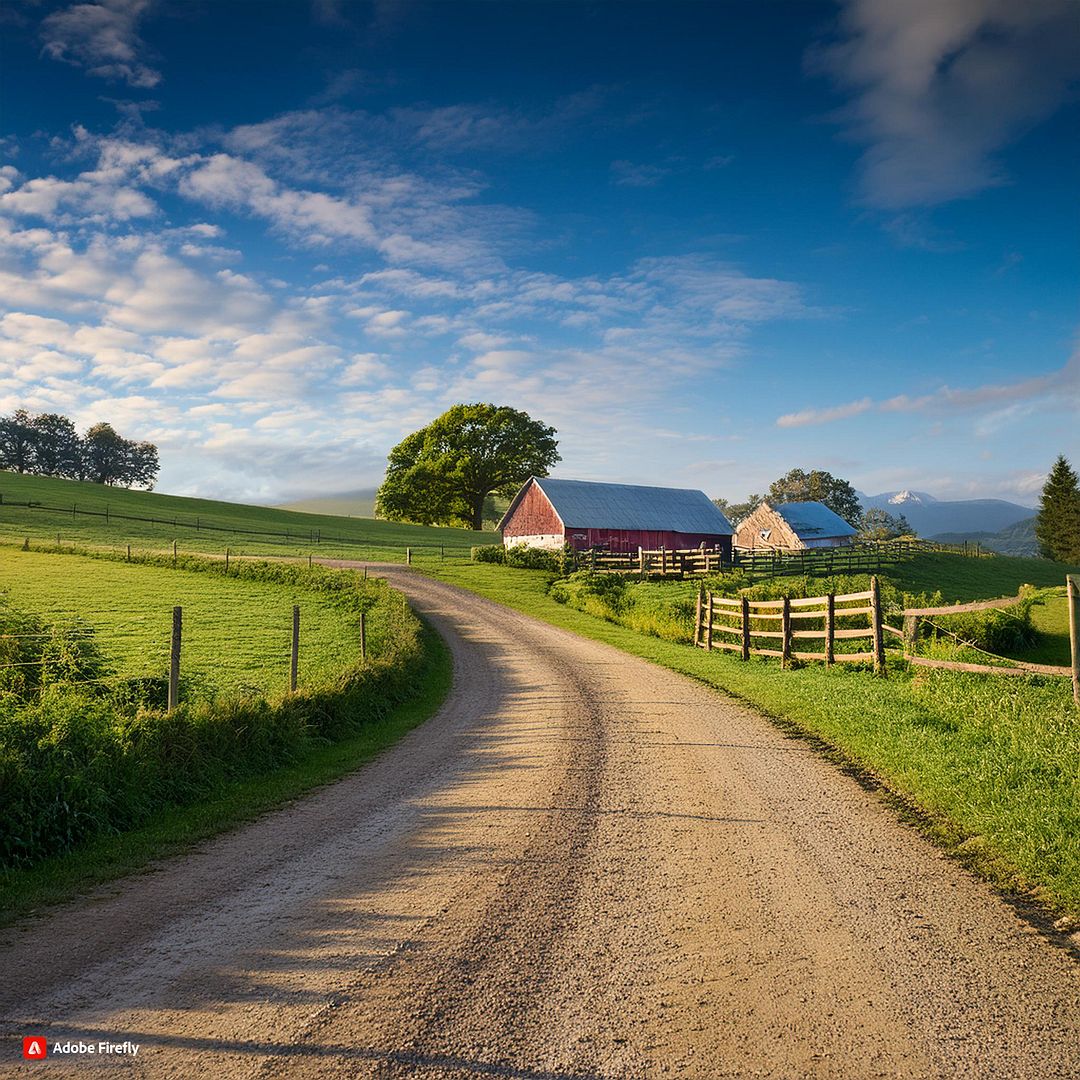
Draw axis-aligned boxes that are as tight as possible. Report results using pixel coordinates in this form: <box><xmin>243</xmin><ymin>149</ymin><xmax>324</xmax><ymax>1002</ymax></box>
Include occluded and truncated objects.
<box><xmin>0</xmin><ymin>471</ymin><xmax>487</xmax><ymax>562</ymax></box>
<box><xmin>422</xmin><ymin>559</ymin><xmax>1080</xmax><ymax>919</ymax></box>
<box><xmin>0</xmin><ymin>548</ymin><xmax>367</xmax><ymax>698</ymax></box>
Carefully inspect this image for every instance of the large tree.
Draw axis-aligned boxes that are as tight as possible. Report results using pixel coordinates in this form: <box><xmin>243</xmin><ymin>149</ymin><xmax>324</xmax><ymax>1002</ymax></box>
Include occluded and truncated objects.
<box><xmin>766</xmin><ymin>468</ymin><xmax>863</xmax><ymax>527</ymax></box>
<box><xmin>28</xmin><ymin>413</ymin><xmax>81</xmax><ymax>477</ymax></box>
<box><xmin>376</xmin><ymin>403</ymin><xmax>560</xmax><ymax>530</ymax></box>
<box><xmin>1035</xmin><ymin>455</ymin><xmax>1080</xmax><ymax>563</ymax></box>
<box><xmin>0</xmin><ymin>409</ymin><xmax>35</xmax><ymax>474</ymax></box>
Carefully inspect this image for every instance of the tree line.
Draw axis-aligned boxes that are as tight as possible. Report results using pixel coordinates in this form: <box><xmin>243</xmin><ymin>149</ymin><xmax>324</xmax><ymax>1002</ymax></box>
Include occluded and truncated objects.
<box><xmin>0</xmin><ymin>409</ymin><xmax>160</xmax><ymax>489</ymax></box>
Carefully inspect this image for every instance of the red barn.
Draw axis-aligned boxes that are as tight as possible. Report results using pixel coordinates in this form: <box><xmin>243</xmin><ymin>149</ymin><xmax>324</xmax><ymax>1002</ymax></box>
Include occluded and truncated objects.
<box><xmin>498</xmin><ymin>477</ymin><xmax>734</xmax><ymax>555</ymax></box>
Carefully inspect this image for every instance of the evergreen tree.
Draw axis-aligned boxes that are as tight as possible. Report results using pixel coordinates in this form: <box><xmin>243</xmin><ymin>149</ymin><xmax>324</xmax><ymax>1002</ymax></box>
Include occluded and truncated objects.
<box><xmin>1035</xmin><ymin>455</ymin><xmax>1080</xmax><ymax>562</ymax></box>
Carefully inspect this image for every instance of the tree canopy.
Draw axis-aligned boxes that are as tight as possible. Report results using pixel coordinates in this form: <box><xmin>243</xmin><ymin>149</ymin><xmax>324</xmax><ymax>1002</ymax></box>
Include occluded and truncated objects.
<box><xmin>1034</xmin><ymin>455</ymin><xmax>1080</xmax><ymax>563</ymax></box>
<box><xmin>376</xmin><ymin>403</ymin><xmax>560</xmax><ymax>530</ymax></box>
<box><xmin>0</xmin><ymin>410</ymin><xmax>160</xmax><ymax>489</ymax></box>
<box><xmin>766</xmin><ymin>468</ymin><xmax>863</xmax><ymax>527</ymax></box>
<box><xmin>712</xmin><ymin>494</ymin><xmax>764</xmax><ymax>526</ymax></box>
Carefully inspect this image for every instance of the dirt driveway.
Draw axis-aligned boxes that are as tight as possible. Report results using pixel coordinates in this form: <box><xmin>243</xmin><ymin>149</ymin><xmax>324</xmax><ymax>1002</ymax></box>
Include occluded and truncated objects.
<box><xmin>1</xmin><ymin>567</ymin><xmax>1077</xmax><ymax>1078</ymax></box>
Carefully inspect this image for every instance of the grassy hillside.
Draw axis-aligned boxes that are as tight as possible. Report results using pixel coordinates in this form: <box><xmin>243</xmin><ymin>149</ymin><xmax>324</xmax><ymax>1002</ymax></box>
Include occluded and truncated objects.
<box><xmin>275</xmin><ymin>489</ymin><xmax>379</xmax><ymax>518</ymax></box>
<box><xmin>0</xmin><ymin>549</ymin><xmax>365</xmax><ymax>699</ymax></box>
<box><xmin>0</xmin><ymin>472</ymin><xmax>489</xmax><ymax>560</ymax></box>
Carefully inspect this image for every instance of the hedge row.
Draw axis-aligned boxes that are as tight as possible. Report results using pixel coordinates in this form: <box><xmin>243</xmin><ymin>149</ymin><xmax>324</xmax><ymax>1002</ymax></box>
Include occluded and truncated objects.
<box><xmin>0</xmin><ymin>563</ymin><xmax>428</xmax><ymax>870</ymax></box>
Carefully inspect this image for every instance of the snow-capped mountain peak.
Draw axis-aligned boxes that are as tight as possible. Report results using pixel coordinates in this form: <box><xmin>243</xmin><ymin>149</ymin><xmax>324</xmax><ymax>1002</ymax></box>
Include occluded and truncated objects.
<box><xmin>887</xmin><ymin>490</ymin><xmax>936</xmax><ymax>506</ymax></box>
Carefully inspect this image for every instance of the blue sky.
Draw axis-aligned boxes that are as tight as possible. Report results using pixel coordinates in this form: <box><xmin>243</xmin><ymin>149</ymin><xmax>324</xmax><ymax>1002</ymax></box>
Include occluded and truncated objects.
<box><xmin>0</xmin><ymin>0</ymin><xmax>1077</xmax><ymax>506</ymax></box>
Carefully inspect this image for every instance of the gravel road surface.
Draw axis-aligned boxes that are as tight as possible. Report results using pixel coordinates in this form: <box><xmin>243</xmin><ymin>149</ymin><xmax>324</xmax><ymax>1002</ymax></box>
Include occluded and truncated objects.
<box><xmin>1</xmin><ymin>567</ymin><xmax>1077</xmax><ymax>1079</ymax></box>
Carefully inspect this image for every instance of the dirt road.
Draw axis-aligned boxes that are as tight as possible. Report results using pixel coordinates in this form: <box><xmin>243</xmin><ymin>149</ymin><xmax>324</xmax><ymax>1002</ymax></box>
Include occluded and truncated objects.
<box><xmin>2</xmin><ymin>568</ymin><xmax>1077</xmax><ymax>1078</ymax></box>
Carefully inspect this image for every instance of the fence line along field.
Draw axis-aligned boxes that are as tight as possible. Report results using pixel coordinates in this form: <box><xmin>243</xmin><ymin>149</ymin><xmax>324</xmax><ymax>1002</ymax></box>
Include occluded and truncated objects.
<box><xmin>0</xmin><ymin>549</ymin><xmax>366</xmax><ymax>699</ymax></box>
<box><xmin>0</xmin><ymin>472</ymin><xmax>487</xmax><ymax>562</ymax></box>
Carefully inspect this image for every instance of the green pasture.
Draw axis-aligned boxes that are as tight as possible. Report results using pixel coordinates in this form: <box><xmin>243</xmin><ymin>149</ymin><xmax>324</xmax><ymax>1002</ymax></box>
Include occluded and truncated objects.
<box><xmin>0</xmin><ymin>471</ymin><xmax>486</xmax><ymax>562</ymax></box>
<box><xmin>423</xmin><ymin>559</ymin><xmax>1080</xmax><ymax>919</ymax></box>
<box><xmin>0</xmin><ymin>548</ymin><xmax>365</xmax><ymax>698</ymax></box>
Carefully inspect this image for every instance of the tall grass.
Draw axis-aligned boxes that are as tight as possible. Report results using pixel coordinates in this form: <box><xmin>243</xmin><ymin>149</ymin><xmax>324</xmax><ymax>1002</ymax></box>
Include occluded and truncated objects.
<box><xmin>0</xmin><ymin>554</ymin><xmax>427</xmax><ymax>870</ymax></box>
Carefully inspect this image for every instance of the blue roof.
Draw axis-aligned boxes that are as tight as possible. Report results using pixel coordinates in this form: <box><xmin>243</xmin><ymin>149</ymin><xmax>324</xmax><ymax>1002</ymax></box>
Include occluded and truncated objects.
<box><xmin>772</xmin><ymin>501</ymin><xmax>858</xmax><ymax>538</ymax></box>
<box><xmin>501</xmin><ymin>477</ymin><xmax>734</xmax><ymax>534</ymax></box>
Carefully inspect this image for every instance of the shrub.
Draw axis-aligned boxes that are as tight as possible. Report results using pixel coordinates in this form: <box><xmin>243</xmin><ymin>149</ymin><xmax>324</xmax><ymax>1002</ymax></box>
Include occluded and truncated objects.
<box><xmin>0</xmin><ymin>573</ymin><xmax>428</xmax><ymax>870</ymax></box>
<box><xmin>472</xmin><ymin>544</ymin><xmax>506</xmax><ymax>564</ymax></box>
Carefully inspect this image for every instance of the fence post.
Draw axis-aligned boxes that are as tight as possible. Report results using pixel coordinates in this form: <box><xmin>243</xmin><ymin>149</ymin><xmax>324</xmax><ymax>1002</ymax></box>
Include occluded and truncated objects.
<box><xmin>781</xmin><ymin>596</ymin><xmax>792</xmax><ymax>669</ymax></box>
<box><xmin>126</xmin><ymin>544</ymin><xmax>131</xmax><ymax>562</ymax></box>
<box><xmin>638</xmin><ymin>546</ymin><xmax>645</xmax><ymax>578</ymax></box>
<box><xmin>290</xmin><ymin>605</ymin><xmax>300</xmax><ymax>692</ymax></box>
<box><xmin>903</xmin><ymin>613</ymin><xmax>919</xmax><ymax>653</ymax></box>
<box><xmin>705</xmin><ymin>591</ymin><xmax>713</xmax><ymax>651</ymax></box>
<box><xmin>870</xmin><ymin>575</ymin><xmax>886</xmax><ymax>675</ymax></box>
<box><xmin>741</xmin><ymin>596</ymin><xmax>750</xmax><ymax>660</ymax></box>
<box><xmin>360</xmin><ymin>610</ymin><xmax>367</xmax><ymax>662</ymax></box>
<box><xmin>825</xmin><ymin>593</ymin><xmax>835</xmax><ymax>667</ymax></box>
<box><xmin>172</xmin><ymin>539</ymin><xmax>177</xmax><ymax>564</ymax></box>
<box><xmin>694</xmin><ymin>588</ymin><xmax>703</xmax><ymax>647</ymax></box>
<box><xmin>1068</xmin><ymin>575</ymin><xmax>1079</xmax><ymax>707</ymax></box>
<box><xmin>406</xmin><ymin>546</ymin><xmax>412</xmax><ymax>565</ymax></box>
<box><xmin>308</xmin><ymin>553</ymin><xmax>313</xmax><ymax>568</ymax></box>
<box><xmin>168</xmin><ymin>606</ymin><xmax>182</xmax><ymax>711</ymax></box>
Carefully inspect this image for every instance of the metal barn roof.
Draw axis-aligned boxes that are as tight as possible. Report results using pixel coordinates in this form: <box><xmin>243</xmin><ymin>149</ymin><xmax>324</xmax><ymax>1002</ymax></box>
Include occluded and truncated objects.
<box><xmin>501</xmin><ymin>477</ymin><xmax>734</xmax><ymax>534</ymax></box>
<box><xmin>772</xmin><ymin>501</ymin><xmax>858</xmax><ymax>539</ymax></box>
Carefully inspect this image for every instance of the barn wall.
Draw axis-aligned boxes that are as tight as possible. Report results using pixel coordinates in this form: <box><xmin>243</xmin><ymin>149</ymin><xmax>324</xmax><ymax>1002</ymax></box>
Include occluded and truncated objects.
<box><xmin>734</xmin><ymin>504</ymin><xmax>803</xmax><ymax>550</ymax></box>
<box><xmin>502</xmin><ymin>481</ymin><xmax>563</xmax><ymax>547</ymax></box>
<box><xmin>567</xmin><ymin>528</ymin><xmax>730</xmax><ymax>555</ymax></box>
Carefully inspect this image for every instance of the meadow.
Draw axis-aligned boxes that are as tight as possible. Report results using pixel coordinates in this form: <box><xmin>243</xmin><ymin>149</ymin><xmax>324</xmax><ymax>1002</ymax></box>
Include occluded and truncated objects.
<box><xmin>0</xmin><ymin>471</ymin><xmax>486</xmax><ymax>561</ymax></box>
<box><xmin>423</xmin><ymin>557</ymin><xmax>1080</xmax><ymax>918</ymax></box>
<box><xmin>0</xmin><ymin>549</ymin><xmax>364</xmax><ymax>699</ymax></box>
<box><xmin>0</xmin><ymin>543</ymin><xmax>449</xmax><ymax>921</ymax></box>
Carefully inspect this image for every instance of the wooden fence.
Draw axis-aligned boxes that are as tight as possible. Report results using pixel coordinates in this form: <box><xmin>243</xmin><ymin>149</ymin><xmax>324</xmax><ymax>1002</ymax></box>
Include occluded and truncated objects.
<box><xmin>898</xmin><ymin>583</ymin><xmax>1078</xmax><ymax>695</ymax></box>
<box><xmin>577</xmin><ymin>539</ymin><xmax>934</xmax><ymax>578</ymax></box>
<box><xmin>692</xmin><ymin>575</ymin><xmax>1080</xmax><ymax>703</ymax></box>
<box><xmin>693</xmin><ymin>577</ymin><xmax>887</xmax><ymax>674</ymax></box>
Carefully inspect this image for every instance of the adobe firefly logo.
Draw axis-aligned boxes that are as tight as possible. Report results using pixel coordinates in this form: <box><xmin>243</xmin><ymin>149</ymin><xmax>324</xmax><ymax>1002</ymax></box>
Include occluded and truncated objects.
<box><xmin>23</xmin><ymin>1037</ymin><xmax>47</xmax><ymax>1060</ymax></box>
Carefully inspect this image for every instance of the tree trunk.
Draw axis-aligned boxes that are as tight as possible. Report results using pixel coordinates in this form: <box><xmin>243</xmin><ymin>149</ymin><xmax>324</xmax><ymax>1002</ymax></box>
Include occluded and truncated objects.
<box><xmin>472</xmin><ymin>495</ymin><xmax>486</xmax><ymax>532</ymax></box>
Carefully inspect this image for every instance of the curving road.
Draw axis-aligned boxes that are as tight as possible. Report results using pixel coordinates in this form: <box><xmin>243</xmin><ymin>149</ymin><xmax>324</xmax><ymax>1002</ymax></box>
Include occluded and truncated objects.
<box><xmin>1</xmin><ymin>567</ymin><xmax>1078</xmax><ymax>1078</ymax></box>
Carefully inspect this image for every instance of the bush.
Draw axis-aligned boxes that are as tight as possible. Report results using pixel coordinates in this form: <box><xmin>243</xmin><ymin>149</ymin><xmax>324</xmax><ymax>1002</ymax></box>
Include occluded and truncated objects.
<box><xmin>925</xmin><ymin>595</ymin><xmax>1037</xmax><ymax>655</ymax></box>
<box><xmin>473</xmin><ymin>543</ymin><xmax>571</xmax><ymax>572</ymax></box>
<box><xmin>0</xmin><ymin>573</ymin><xmax>428</xmax><ymax>870</ymax></box>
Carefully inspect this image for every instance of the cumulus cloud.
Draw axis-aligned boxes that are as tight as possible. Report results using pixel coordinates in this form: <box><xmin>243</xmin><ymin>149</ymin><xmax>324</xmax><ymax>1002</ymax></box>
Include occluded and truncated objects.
<box><xmin>40</xmin><ymin>0</ymin><xmax>161</xmax><ymax>88</ymax></box>
<box><xmin>810</xmin><ymin>0</ymin><xmax>1080</xmax><ymax>207</ymax></box>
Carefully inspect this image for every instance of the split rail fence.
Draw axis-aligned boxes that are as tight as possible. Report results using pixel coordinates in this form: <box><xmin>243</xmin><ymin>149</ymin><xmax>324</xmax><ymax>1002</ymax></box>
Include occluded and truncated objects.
<box><xmin>579</xmin><ymin>539</ymin><xmax>944</xmax><ymax>579</ymax></box>
<box><xmin>692</xmin><ymin>574</ymin><xmax>1080</xmax><ymax>703</ymax></box>
<box><xmin>693</xmin><ymin>576</ymin><xmax>887</xmax><ymax>673</ymax></box>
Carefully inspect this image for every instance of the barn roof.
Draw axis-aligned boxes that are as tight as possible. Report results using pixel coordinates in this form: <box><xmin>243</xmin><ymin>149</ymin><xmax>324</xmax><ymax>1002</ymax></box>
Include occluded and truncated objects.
<box><xmin>500</xmin><ymin>477</ymin><xmax>734</xmax><ymax>534</ymax></box>
<box><xmin>771</xmin><ymin>501</ymin><xmax>858</xmax><ymax>539</ymax></box>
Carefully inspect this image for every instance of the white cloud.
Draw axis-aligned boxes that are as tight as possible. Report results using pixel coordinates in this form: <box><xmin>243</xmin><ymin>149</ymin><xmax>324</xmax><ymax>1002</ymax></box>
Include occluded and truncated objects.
<box><xmin>776</xmin><ymin>398</ymin><xmax>874</xmax><ymax>428</ymax></box>
<box><xmin>40</xmin><ymin>0</ymin><xmax>161</xmax><ymax>88</ymax></box>
<box><xmin>811</xmin><ymin>0</ymin><xmax>1080</xmax><ymax>207</ymax></box>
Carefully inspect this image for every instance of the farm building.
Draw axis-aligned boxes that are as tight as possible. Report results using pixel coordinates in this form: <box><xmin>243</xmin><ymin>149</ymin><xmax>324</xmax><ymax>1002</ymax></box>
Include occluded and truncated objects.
<box><xmin>499</xmin><ymin>477</ymin><xmax>734</xmax><ymax>554</ymax></box>
<box><xmin>734</xmin><ymin>501</ymin><xmax>857</xmax><ymax>550</ymax></box>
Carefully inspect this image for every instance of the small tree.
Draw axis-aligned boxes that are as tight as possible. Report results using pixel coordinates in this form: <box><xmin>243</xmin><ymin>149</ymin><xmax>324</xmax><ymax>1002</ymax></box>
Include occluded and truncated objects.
<box><xmin>767</xmin><ymin>468</ymin><xmax>863</xmax><ymax>527</ymax></box>
<box><xmin>377</xmin><ymin>403</ymin><xmax>560</xmax><ymax>530</ymax></box>
<box><xmin>713</xmin><ymin>494</ymin><xmax>764</xmax><ymax>526</ymax></box>
<box><xmin>1035</xmin><ymin>455</ymin><xmax>1080</xmax><ymax>562</ymax></box>
<box><xmin>859</xmin><ymin>508</ymin><xmax>913</xmax><ymax>540</ymax></box>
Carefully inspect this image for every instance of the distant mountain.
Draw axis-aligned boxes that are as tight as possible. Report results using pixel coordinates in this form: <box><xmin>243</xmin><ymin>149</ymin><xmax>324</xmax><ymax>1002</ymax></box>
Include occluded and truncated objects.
<box><xmin>859</xmin><ymin>491</ymin><xmax>1033</xmax><ymax>537</ymax></box>
<box><xmin>929</xmin><ymin>517</ymin><xmax>1039</xmax><ymax>558</ymax></box>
